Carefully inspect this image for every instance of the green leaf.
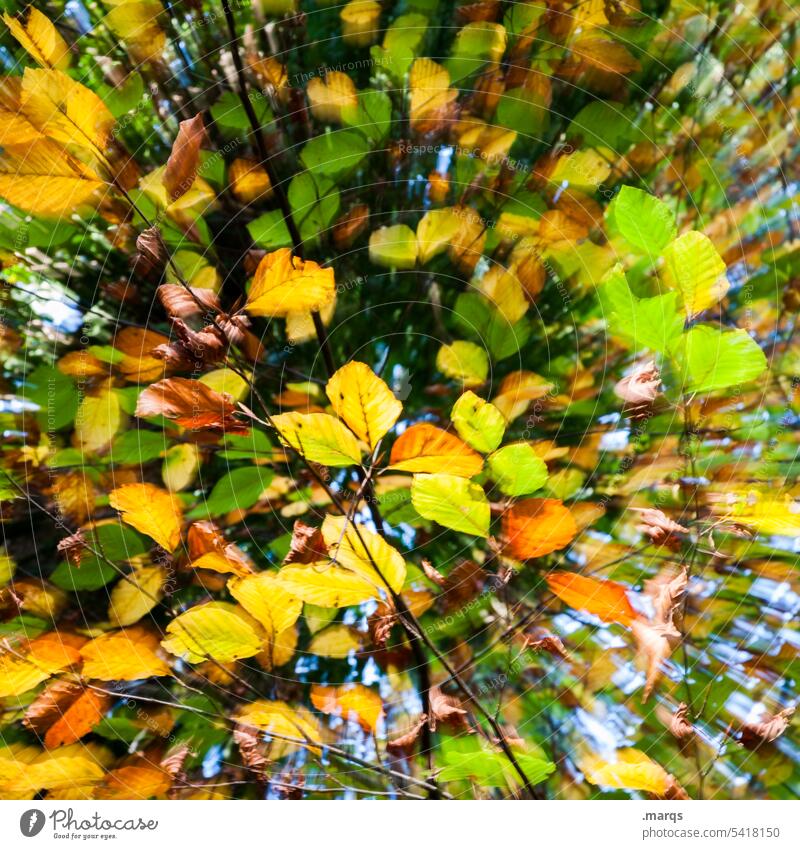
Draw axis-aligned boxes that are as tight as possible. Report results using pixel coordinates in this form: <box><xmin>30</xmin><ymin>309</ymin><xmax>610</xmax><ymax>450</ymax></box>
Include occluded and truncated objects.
<box><xmin>341</xmin><ymin>90</ymin><xmax>392</xmax><ymax>146</ymax></box>
<box><xmin>221</xmin><ymin>430</ymin><xmax>273</xmax><ymax>460</ymax></box>
<box><xmin>608</xmin><ymin>186</ymin><xmax>676</xmax><ymax>255</ymax></box>
<box><xmin>411</xmin><ymin>473</ymin><xmax>490</xmax><ymax>536</ymax></box>
<box><xmin>188</xmin><ymin>466</ymin><xmax>275</xmax><ymax>518</ymax></box>
<box><xmin>453</xmin><ymin>292</ymin><xmax>531</xmax><ymax>360</ymax></box>
<box><xmin>487</xmin><ymin>444</ymin><xmax>548</xmax><ymax>496</ymax></box>
<box><xmin>438</xmin><ymin>735</ymin><xmax>555</xmax><ymax>787</ymax></box>
<box><xmin>675</xmin><ymin>325</ymin><xmax>767</xmax><ymax>393</ymax></box>
<box><xmin>601</xmin><ymin>265</ymin><xmax>684</xmax><ymax>355</ymax></box>
<box><xmin>247</xmin><ymin>209</ymin><xmax>292</xmax><ymax>249</ymax></box>
<box><xmin>51</xmin><ymin>555</ymin><xmax>118</xmax><ymax>591</ymax></box>
<box><xmin>211</xmin><ymin>90</ymin><xmax>272</xmax><ymax>138</ymax></box>
<box><xmin>450</xmin><ymin>390</ymin><xmax>505</xmax><ymax>453</ymax></box>
<box><xmin>22</xmin><ymin>365</ymin><xmax>78</xmax><ymax>431</ymax></box>
<box><xmin>109</xmin><ymin>430</ymin><xmax>166</xmax><ymax>464</ymax></box>
<box><xmin>288</xmin><ymin>172</ymin><xmax>341</xmax><ymax>243</ymax></box>
<box><xmin>496</xmin><ymin>88</ymin><xmax>548</xmax><ymax>136</ymax></box>
<box><xmin>299</xmin><ymin>130</ymin><xmax>369</xmax><ymax>181</ymax></box>
<box><xmin>370</xmin><ymin>14</ymin><xmax>428</xmax><ymax>83</ymax></box>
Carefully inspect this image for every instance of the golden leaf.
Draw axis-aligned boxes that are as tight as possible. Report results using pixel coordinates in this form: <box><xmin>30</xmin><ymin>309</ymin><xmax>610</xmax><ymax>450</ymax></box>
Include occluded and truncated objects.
<box><xmin>108</xmin><ymin>565</ymin><xmax>165</xmax><ymax>627</ymax></box>
<box><xmin>161</xmin><ymin>602</ymin><xmax>263</xmax><ymax>664</ymax></box>
<box><xmin>271</xmin><ymin>411</ymin><xmax>362</xmax><ymax>466</ymax></box>
<box><xmin>326</xmin><ymin>360</ymin><xmax>402</xmax><ymax>449</ymax></box>
<box><xmin>246</xmin><ymin>248</ymin><xmax>335</xmax><ymax>317</ymax></box>
<box><xmin>80</xmin><ymin>628</ymin><xmax>171</xmax><ymax>681</ymax></box>
<box><xmin>3</xmin><ymin>8</ymin><xmax>70</xmax><ymax>70</ymax></box>
<box><xmin>502</xmin><ymin>499</ymin><xmax>577</xmax><ymax>559</ymax></box>
<box><xmin>109</xmin><ymin>483</ymin><xmax>183</xmax><ymax>552</ymax></box>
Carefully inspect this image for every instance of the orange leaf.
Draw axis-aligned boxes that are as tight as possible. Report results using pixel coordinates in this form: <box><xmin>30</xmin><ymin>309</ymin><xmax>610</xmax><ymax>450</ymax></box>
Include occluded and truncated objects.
<box><xmin>546</xmin><ymin>571</ymin><xmax>638</xmax><ymax>626</ymax></box>
<box><xmin>502</xmin><ymin>498</ymin><xmax>577</xmax><ymax>559</ymax></box>
<box><xmin>388</xmin><ymin>423</ymin><xmax>483</xmax><ymax>477</ymax></box>
<box><xmin>310</xmin><ymin>683</ymin><xmax>383</xmax><ymax>733</ymax></box>
<box><xmin>43</xmin><ymin>688</ymin><xmax>110</xmax><ymax>748</ymax></box>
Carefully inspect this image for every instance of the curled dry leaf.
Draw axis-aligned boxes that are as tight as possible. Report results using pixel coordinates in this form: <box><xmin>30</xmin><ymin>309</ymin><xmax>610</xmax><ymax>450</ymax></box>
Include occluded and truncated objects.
<box><xmin>429</xmin><ymin>685</ymin><xmax>470</xmax><ymax>732</ymax></box>
<box><xmin>386</xmin><ymin>714</ymin><xmax>428</xmax><ymax>756</ymax></box>
<box><xmin>135</xmin><ymin>226</ymin><xmax>167</xmax><ymax>276</ymax></box>
<box><xmin>233</xmin><ymin>722</ymin><xmax>269</xmax><ymax>777</ymax></box>
<box><xmin>524</xmin><ymin>631</ymin><xmax>572</xmax><ymax>662</ymax></box>
<box><xmin>135</xmin><ymin>376</ymin><xmax>244</xmax><ymax>432</ymax></box>
<box><xmin>283</xmin><ymin>520</ymin><xmax>329</xmax><ymax>565</ymax></box>
<box><xmin>738</xmin><ymin>705</ymin><xmax>795</xmax><ymax>749</ymax></box>
<box><xmin>614</xmin><ymin>360</ymin><xmax>661</xmax><ymax>406</ymax></box>
<box><xmin>421</xmin><ymin>558</ymin><xmax>446</xmax><ymax>586</ymax></box>
<box><xmin>669</xmin><ymin>702</ymin><xmax>695</xmax><ymax>743</ymax></box>
<box><xmin>56</xmin><ymin>530</ymin><xmax>86</xmax><ymax>568</ymax></box>
<box><xmin>440</xmin><ymin>560</ymin><xmax>487</xmax><ymax>612</ymax></box>
<box><xmin>633</xmin><ymin>508</ymin><xmax>689</xmax><ymax>545</ymax></box>
<box><xmin>157</xmin><ymin>284</ymin><xmax>221</xmax><ymax>319</ymax></box>
<box><xmin>163</xmin><ymin>113</ymin><xmax>206</xmax><ymax>202</ymax></box>
<box><xmin>367</xmin><ymin>599</ymin><xmax>397</xmax><ymax>649</ymax></box>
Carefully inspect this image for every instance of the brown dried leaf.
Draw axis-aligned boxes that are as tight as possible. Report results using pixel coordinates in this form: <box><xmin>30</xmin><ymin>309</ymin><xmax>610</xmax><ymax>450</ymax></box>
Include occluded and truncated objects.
<box><xmin>157</xmin><ymin>284</ymin><xmax>221</xmax><ymax>319</ymax></box>
<box><xmin>386</xmin><ymin>714</ymin><xmax>428</xmax><ymax>755</ymax></box>
<box><xmin>135</xmin><ymin>377</ymin><xmax>242</xmax><ymax>431</ymax></box>
<box><xmin>283</xmin><ymin>520</ymin><xmax>329</xmax><ymax>565</ymax></box>
<box><xmin>163</xmin><ymin>113</ymin><xmax>206</xmax><ymax>202</ymax></box>
<box><xmin>739</xmin><ymin>706</ymin><xmax>795</xmax><ymax>748</ymax></box>
<box><xmin>233</xmin><ymin>722</ymin><xmax>269</xmax><ymax>776</ymax></box>
<box><xmin>429</xmin><ymin>685</ymin><xmax>469</xmax><ymax>732</ymax></box>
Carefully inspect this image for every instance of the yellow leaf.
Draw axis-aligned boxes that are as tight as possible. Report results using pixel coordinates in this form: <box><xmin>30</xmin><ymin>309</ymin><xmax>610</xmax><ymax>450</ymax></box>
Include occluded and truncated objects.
<box><xmin>95</xmin><ymin>764</ymin><xmax>172</xmax><ymax>800</ymax></box>
<box><xmin>436</xmin><ymin>340</ymin><xmax>489</xmax><ymax>387</ymax></box>
<box><xmin>0</xmin><ymin>743</ymin><xmax>109</xmax><ymax>795</ymax></box>
<box><xmin>271</xmin><ymin>411</ymin><xmax>362</xmax><ymax>466</ymax></box>
<box><xmin>20</xmin><ymin>67</ymin><xmax>115</xmax><ymax>154</ymax></box>
<box><xmin>246</xmin><ymin>248</ymin><xmax>335</xmax><ymax>317</ymax></box>
<box><xmin>0</xmin><ymin>639</ymin><xmax>81</xmax><ymax>699</ymax></box>
<box><xmin>307</xmin><ymin>71</ymin><xmax>357</xmax><ymax>124</ymax></box>
<box><xmin>0</xmin><ymin>139</ymin><xmax>103</xmax><ymax>217</ymax></box>
<box><xmin>229</xmin><ymin>157</ymin><xmax>272</xmax><ymax>203</ymax></box>
<box><xmin>80</xmin><ymin>628</ymin><xmax>171</xmax><ymax>681</ymax></box>
<box><xmin>162</xmin><ymin>443</ymin><xmax>200</xmax><ymax>492</ymax></box>
<box><xmin>416</xmin><ymin>208</ymin><xmax>461</xmax><ymax>264</ymax></box>
<box><xmin>161</xmin><ymin>602</ymin><xmax>263</xmax><ymax>663</ymax></box>
<box><xmin>237</xmin><ymin>700</ymin><xmax>322</xmax><ymax>754</ymax></box>
<box><xmin>198</xmin><ymin>367</ymin><xmax>250</xmax><ymax>401</ymax></box>
<box><xmin>409</xmin><ymin>58</ymin><xmax>458</xmax><ymax>132</ymax></box>
<box><xmin>104</xmin><ymin>2</ymin><xmax>166</xmax><ymax>63</ymax></box>
<box><xmin>326</xmin><ymin>360</ymin><xmax>402</xmax><ymax>449</ymax></box>
<box><xmin>310</xmin><ymin>683</ymin><xmax>383</xmax><ymax>732</ymax></box>
<box><xmin>286</xmin><ymin>297</ymin><xmax>336</xmax><ymax>345</ymax></box>
<box><xmin>228</xmin><ymin>571</ymin><xmax>302</xmax><ymax>637</ymax></box>
<box><xmin>108</xmin><ymin>565</ymin><xmax>165</xmax><ymax>627</ymax></box>
<box><xmin>3</xmin><ymin>8</ymin><xmax>70</xmax><ymax>70</ymax></box>
<box><xmin>276</xmin><ymin>563</ymin><xmax>381</xmax><ymax>608</ymax></box>
<box><xmin>109</xmin><ymin>483</ymin><xmax>183</xmax><ymax>551</ymax></box>
<box><xmin>581</xmin><ymin>749</ymin><xmax>671</xmax><ymax>795</ymax></box>
<box><xmin>340</xmin><ymin>0</ymin><xmax>381</xmax><ymax>47</ymax></box>
<box><xmin>258</xmin><ymin>623</ymin><xmax>297</xmax><ymax>671</ymax></box>
<box><xmin>75</xmin><ymin>383</ymin><xmax>123</xmax><ymax>454</ymax></box>
<box><xmin>388</xmin><ymin>422</ymin><xmax>483</xmax><ymax>477</ymax></box>
<box><xmin>307</xmin><ymin>624</ymin><xmax>362</xmax><ymax>658</ymax></box>
<box><xmin>476</xmin><ymin>265</ymin><xmax>529</xmax><ymax>324</ymax></box>
<box><xmin>0</xmin><ymin>548</ymin><xmax>15</xmax><ymax>584</ymax></box>
<box><xmin>549</xmin><ymin>148</ymin><xmax>611</xmax><ymax>190</ymax></box>
<box><xmin>661</xmin><ymin>230</ymin><xmax>728</xmax><ymax>318</ymax></box>
<box><xmin>322</xmin><ymin>514</ymin><xmax>406</xmax><ymax>593</ymax></box>
<box><xmin>369</xmin><ymin>224</ymin><xmax>418</xmax><ymax>269</ymax></box>
<box><xmin>492</xmin><ymin>370</ymin><xmax>554</xmax><ymax>422</ymax></box>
